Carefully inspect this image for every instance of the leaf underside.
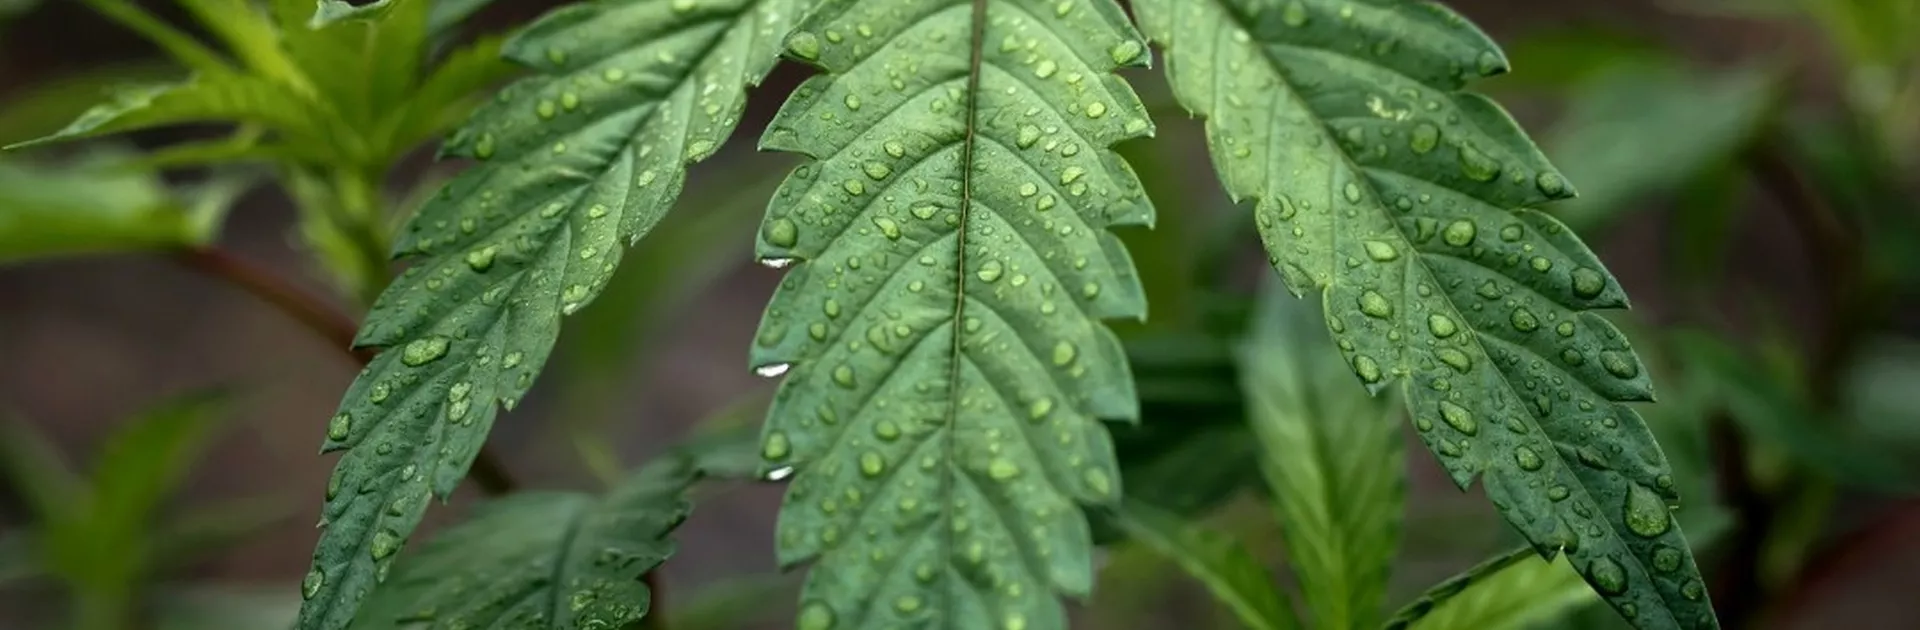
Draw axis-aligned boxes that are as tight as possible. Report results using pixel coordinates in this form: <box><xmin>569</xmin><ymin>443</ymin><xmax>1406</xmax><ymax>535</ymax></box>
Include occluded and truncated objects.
<box><xmin>350</xmin><ymin>441</ymin><xmax>737</xmax><ymax>630</ymax></box>
<box><xmin>1134</xmin><ymin>1</ymin><xmax>1716</xmax><ymax>628</ymax></box>
<box><xmin>295</xmin><ymin>1</ymin><xmax>793</xmax><ymax>628</ymax></box>
<box><xmin>746</xmin><ymin>0</ymin><xmax>1155</xmax><ymax>628</ymax></box>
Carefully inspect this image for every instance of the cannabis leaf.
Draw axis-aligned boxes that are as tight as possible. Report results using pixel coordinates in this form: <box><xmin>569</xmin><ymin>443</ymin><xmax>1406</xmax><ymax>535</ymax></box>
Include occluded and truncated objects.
<box><xmin>1134</xmin><ymin>1</ymin><xmax>1717</xmax><ymax>627</ymax></box>
<box><xmin>349</xmin><ymin>434</ymin><xmax>754</xmax><ymax>630</ymax></box>
<box><xmin>1383</xmin><ymin>545</ymin><xmax>1593</xmax><ymax>630</ymax></box>
<box><xmin>295</xmin><ymin>1</ymin><xmax>795</xmax><ymax>628</ymax></box>
<box><xmin>1239</xmin><ymin>278</ymin><xmax>1402</xmax><ymax>629</ymax></box>
<box><xmin>746</xmin><ymin>0</ymin><xmax>1155</xmax><ymax>627</ymax></box>
<box><xmin>1111</xmin><ymin>502</ymin><xmax>1298</xmax><ymax>630</ymax></box>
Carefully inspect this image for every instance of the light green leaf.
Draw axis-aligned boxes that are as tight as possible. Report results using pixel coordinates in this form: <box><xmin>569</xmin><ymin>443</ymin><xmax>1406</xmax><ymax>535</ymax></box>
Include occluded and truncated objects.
<box><xmin>0</xmin><ymin>152</ymin><xmax>252</xmax><ymax>264</ymax></box>
<box><xmin>0</xmin><ymin>61</ymin><xmax>177</xmax><ymax>145</ymax></box>
<box><xmin>1544</xmin><ymin>64</ymin><xmax>1779</xmax><ymax>235</ymax></box>
<box><xmin>177</xmin><ymin>0</ymin><xmax>316</xmax><ymax>93</ymax></box>
<box><xmin>1385</xmin><ymin>545</ymin><xmax>1596</xmax><ymax>630</ymax></box>
<box><xmin>350</xmin><ymin>436</ymin><xmax>750</xmax><ymax>630</ymax></box>
<box><xmin>746</xmin><ymin>1</ymin><xmax>1156</xmax><ymax>627</ymax></box>
<box><xmin>295</xmin><ymin>1</ymin><xmax>796</xmax><ymax>628</ymax></box>
<box><xmin>1110</xmin><ymin>502</ymin><xmax>1299</xmax><ymax>630</ymax></box>
<box><xmin>6</xmin><ymin>74</ymin><xmax>345</xmax><ymax>160</ymax></box>
<box><xmin>1240</xmin><ymin>278</ymin><xmax>1402</xmax><ymax>629</ymax></box>
<box><xmin>378</xmin><ymin>33</ymin><xmax>518</xmax><ymax>156</ymax></box>
<box><xmin>275</xmin><ymin>0</ymin><xmax>434</xmax><ymax>132</ymax></box>
<box><xmin>1135</xmin><ymin>1</ymin><xmax>1716</xmax><ymax>627</ymax></box>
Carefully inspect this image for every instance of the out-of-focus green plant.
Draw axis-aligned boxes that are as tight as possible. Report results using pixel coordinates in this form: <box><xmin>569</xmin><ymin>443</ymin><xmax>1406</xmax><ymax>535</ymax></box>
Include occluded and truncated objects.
<box><xmin>0</xmin><ymin>392</ymin><xmax>293</xmax><ymax>630</ymax></box>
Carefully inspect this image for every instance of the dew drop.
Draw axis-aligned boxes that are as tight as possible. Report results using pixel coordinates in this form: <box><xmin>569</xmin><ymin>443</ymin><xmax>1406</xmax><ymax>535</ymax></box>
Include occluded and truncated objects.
<box><xmin>1363</xmin><ymin>240</ymin><xmax>1399</xmax><ymax>261</ymax></box>
<box><xmin>1427</xmin><ymin>313</ymin><xmax>1458</xmax><ymax>338</ymax></box>
<box><xmin>1514</xmin><ymin>445</ymin><xmax>1544</xmax><ymax>471</ymax></box>
<box><xmin>755</xmin><ymin>363</ymin><xmax>790</xmax><ymax>378</ymax></box>
<box><xmin>1357</xmin><ymin>290</ymin><xmax>1394</xmax><ymax>319</ymax></box>
<box><xmin>1623</xmin><ymin>483</ymin><xmax>1672</xmax><ymax>538</ymax></box>
<box><xmin>1510</xmin><ymin>307</ymin><xmax>1540</xmax><ymax>332</ymax></box>
<box><xmin>1438</xmin><ymin>401</ymin><xmax>1478</xmax><ymax>435</ymax></box>
<box><xmin>1442</xmin><ymin>220</ymin><xmax>1477</xmax><ymax>246</ymax></box>
<box><xmin>762</xmin><ymin>431</ymin><xmax>791</xmax><ymax>460</ymax></box>
<box><xmin>858</xmin><ymin>452</ymin><xmax>886</xmax><ymax>477</ymax></box>
<box><xmin>400</xmin><ymin>337</ymin><xmax>451</xmax><ymax>367</ymax></box>
<box><xmin>1599</xmin><ymin>350</ymin><xmax>1640</xmax><ymax>379</ymax></box>
<box><xmin>1571</xmin><ymin>267</ymin><xmax>1607</xmax><ymax>299</ymax></box>
<box><xmin>798</xmin><ymin>602</ymin><xmax>836</xmax><ymax>630</ymax></box>
<box><xmin>301</xmin><ymin>568</ymin><xmax>325</xmax><ymax>600</ymax></box>
<box><xmin>1052</xmin><ymin>340</ymin><xmax>1077</xmax><ymax>366</ymax></box>
<box><xmin>1587</xmin><ymin>557</ymin><xmax>1628</xmax><ymax>595</ymax></box>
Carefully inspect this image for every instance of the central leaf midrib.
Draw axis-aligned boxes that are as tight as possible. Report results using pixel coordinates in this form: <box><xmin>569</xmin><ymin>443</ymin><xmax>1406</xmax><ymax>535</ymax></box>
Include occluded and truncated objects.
<box><xmin>940</xmin><ymin>0</ymin><xmax>991</xmax><ymax>624</ymax></box>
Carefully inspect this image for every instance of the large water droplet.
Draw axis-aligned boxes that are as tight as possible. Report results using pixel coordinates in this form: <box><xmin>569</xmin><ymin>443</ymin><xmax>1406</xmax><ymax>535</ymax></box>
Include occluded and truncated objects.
<box><xmin>327</xmin><ymin>412</ymin><xmax>352</xmax><ymax>441</ymax></box>
<box><xmin>400</xmin><ymin>337</ymin><xmax>450</xmax><ymax>367</ymax></box>
<box><xmin>1514</xmin><ymin>445</ymin><xmax>1543</xmax><ymax>471</ymax></box>
<box><xmin>1052</xmin><ymin>340</ymin><xmax>1077</xmax><ymax>366</ymax></box>
<box><xmin>858</xmin><ymin>451</ymin><xmax>886</xmax><ymax>477</ymax></box>
<box><xmin>370</xmin><ymin>528</ymin><xmax>401</xmax><ymax>560</ymax></box>
<box><xmin>1357</xmin><ymin>290</ymin><xmax>1394</xmax><ymax>319</ymax></box>
<box><xmin>1458</xmin><ymin>142</ymin><xmax>1502</xmax><ymax>182</ymax></box>
<box><xmin>1600</xmin><ymin>350</ymin><xmax>1640</xmax><ymax>379</ymax></box>
<box><xmin>1623</xmin><ymin>483</ymin><xmax>1672</xmax><ymax>538</ymax></box>
<box><xmin>1438</xmin><ymin>401</ymin><xmax>1478</xmax><ymax>435</ymax></box>
<box><xmin>754</xmin><ymin>363</ymin><xmax>791</xmax><ymax>378</ymax></box>
<box><xmin>1428</xmin><ymin>314</ymin><xmax>1458</xmax><ymax>338</ymax></box>
<box><xmin>301</xmin><ymin>568</ymin><xmax>325</xmax><ymax>600</ymax></box>
<box><xmin>1442</xmin><ymin>220</ymin><xmax>1476</xmax><ymax>246</ymax></box>
<box><xmin>1409</xmin><ymin>123</ymin><xmax>1440</xmax><ymax>154</ymax></box>
<box><xmin>1571</xmin><ymin>267</ymin><xmax>1607</xmax><ymax>299</ymax></box>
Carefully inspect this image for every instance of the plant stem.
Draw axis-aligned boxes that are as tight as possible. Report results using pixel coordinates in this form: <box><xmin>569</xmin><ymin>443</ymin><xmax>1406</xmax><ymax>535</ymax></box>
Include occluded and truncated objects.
<box><xmin>171</xmin><ymin>245</ymin><xmax>518</xmax><ymax>496</ymax></box>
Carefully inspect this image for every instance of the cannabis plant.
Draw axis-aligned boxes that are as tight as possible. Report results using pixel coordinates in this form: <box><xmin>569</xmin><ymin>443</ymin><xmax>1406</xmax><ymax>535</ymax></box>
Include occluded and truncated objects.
<box><xmin>4</xmin><ymin>0</ymin><xmax>1736</xmax><ymax>629</ymax></box>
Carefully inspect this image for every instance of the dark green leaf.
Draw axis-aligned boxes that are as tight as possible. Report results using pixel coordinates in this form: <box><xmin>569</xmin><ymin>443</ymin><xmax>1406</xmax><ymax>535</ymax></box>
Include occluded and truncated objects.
<box><xmin>1240</xmin><ymin>278</ymin><xmax>1402</xmax><ymax>629</ymax></box>
<box><xmin>1384</xmin><ymin>545</ymin><xmax>1594</xmax><ymax>630</ymax></box>
<box><xmin>350</xmin><ymin>437</ymin><xmax>750</xmax><ymax>630</ymax></box>
<box><xmin>378</xmin><ymin>33</ymin><xmax>518</xmax><ymax>157</ymax></box>
<box><xmin>1110</xmin><ymin>502</ymin><xmax>1299</xmax><ymax>630</ymax></box>
<box><xmin>1136</xmin><ymin>1</ymin><xmax>1718</xmax><ymax>627</ymax></box>
<box><xmin>177</xmin><ymin>0</ymin><xmax>315</xmax><ymax>91</ymax></box>
<box><xmin>0</xmin><ymin>412</ymin><xmax>84</xmax><ymax>527</ymax></box>
<box><xmin>746</xmin><ymin>1</ymin><xmax>1156</xmax><ymax>627</ymax></box>
<box><xmin>297</xmin><ymin>1</ymin><xmax>795</xmax><ymax>628</ymax></box>
<box><xmin>0</xmin><ymin>62</ymin><xmax>177</xmax><ymax>146</ymax></box>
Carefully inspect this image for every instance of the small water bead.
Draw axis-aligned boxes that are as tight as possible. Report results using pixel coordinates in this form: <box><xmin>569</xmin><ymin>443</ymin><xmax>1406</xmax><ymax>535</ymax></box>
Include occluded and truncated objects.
<box><xmin>858</xmin><ymin>452</ymin><xmax>886</xmax><ymax>477</ymax></box>
<box><xmin>1436</xmin><ymin>348</ymin><xmax>1472</xmax><ymax>373</ymax></box>
<box><xmin>1457</xmin><ymin>142</ymin><xmax>1502</xmax><ymax>182</ymax></box>
<box><xmin>798</xmin><ymin>602</ymin><xmax>836</xmax><ymax>630</ymax></box>
<box><xmin>1409</xmin><ymin>123</ymin><xmax>1440</xmax><ymax>154</ymax></box>
<box><xmin>765</xmin><ymin>218</ymin><xmax>799</xmax><ymax>247</ymax></box>
<box><xmin>301</xmin><ymin>568</ymin><xmax>325</xmax><ymax>600</ymax></box>
<box><xmin>1428</xmin><ymin>314</ymin><xmax>1458</xmax><ymax>338</ymax></box>
<box><xmin>1052</xmin><ymin>341</ymin><xmax>1077</xmax><ymax>366</ymax></box>
<box><xmin>1353</xmin><ymin>355</ymin><xmax>1383</xmax><ymax>383</ymax></box>
<box><xmin>761</xmin><ymin>432</ymin><xmax>791</xmax><ymax>460</ymax></box>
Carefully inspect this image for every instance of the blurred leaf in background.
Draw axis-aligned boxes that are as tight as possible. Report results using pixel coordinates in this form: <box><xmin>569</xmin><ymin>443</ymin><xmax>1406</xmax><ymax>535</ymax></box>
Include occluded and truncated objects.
<box><xmin>0</xmin><ymin>391</ymin><xmax>293</xmax><ymax>630</ymax></box>
<box><xmin>0</xmin><ymin>149</ymin><xmax>255</xmax><ymax>265</ymax></box>
<box><xmin>1385</xmin><ymin>546</ymin><xmax>1595</xmax><ymax>630</ymax></box>
<box><xmin>1542</xmin><ymin>64</ymin><xmax>1781</xmax><ymax>236</ymax></box>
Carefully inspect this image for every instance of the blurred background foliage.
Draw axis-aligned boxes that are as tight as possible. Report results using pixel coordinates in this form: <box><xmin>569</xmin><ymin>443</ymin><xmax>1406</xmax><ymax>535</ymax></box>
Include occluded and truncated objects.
<box><xmin>0</xmin><ymin>0</ymin><xmax>1917</xmax><ymax>628</ymax></box>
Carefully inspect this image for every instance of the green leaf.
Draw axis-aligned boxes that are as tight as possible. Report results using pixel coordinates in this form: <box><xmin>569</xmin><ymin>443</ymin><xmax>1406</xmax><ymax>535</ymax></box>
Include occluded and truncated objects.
<box><xmin>0</xmin><ymin>412</ymin><xmax>84</xmax><ymax>527</ymax></box>
<box><xmin>1544</xmin><ymin>64</ymin><xmax>1779</xmax><ymax>235</ymax></box>
<box><xmin>1110</xmin><ymin>502</ymin><xmax>1299</xmax><ymax>630</ymax></box>
<box><xmin>0</xmin><ymin>152</ymin><xmax>252</xmax><ymax>264</ymax></box>
<box><xmin>1384</xmin><ymin>545</ymin><xmax>1595</xmax><ymax>630</ymax></box>
<box><xmin>76</xmin><ymin>0</ymin><xmax>234</xmax><ymax>74</ymax></box>
<box><xmin>177</xmin><ymin>0</ymin><xmax>316</xmax><ymax>93</ymax></box>
<box><xmin>0</xmin><ymin>61</ymin><xmax>178</xmax><ymax>145</ymax></box>
<box><xmin>295</xmin><ymin>1</ymin><xmax>796</xmax><ymax>628</ymax></box>
<box><xmin>275</xmin><ymin>0</ymin><xmax>434</xmax><ymax>133</ymax></box>
<box><xmin>745</xmin><ymin>1</ymin><xmax>1156</xmax><ymax>627</ymax></box>
<box><xmin>6</xmin><ymin>74</ymin><xmax>344</xmax><ymax>160</ymax></box>
<box><xmin>1135</xmin><ymin>1</ymin><xmax>1717</xmax><ymax>628</ymax></box>
<box><xmin>429</xmin><ymin>0</ymin><xmax>498</xmax><ymax>35</ymax></box>
<box><xmin>378</xmin><ymin>33</ymin><xmax>518</xmax><ymax>157</ymax></box>
<box><xmin>1239</xmin><ymin>278</ymin><xmax>1402</xmax><ymax>629</ymax></box>
<box><xmin>350</xmin><ymin>436</ymin><xmax>750</xmax><ymax>630</ymax></box>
